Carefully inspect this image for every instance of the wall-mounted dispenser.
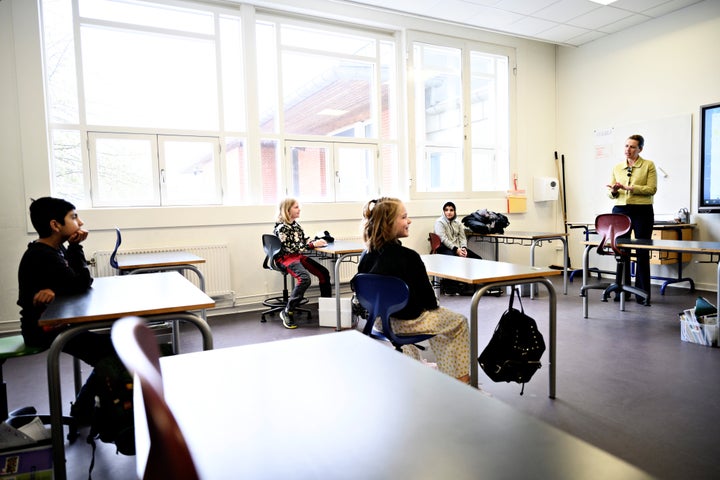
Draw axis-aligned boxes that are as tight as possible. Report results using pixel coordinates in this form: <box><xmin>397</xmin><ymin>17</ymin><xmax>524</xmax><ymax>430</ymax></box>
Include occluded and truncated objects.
<box><xmin>533</xmin><ymin>177</ymin><xmax>559</xmax><ymax>202</ymax></box>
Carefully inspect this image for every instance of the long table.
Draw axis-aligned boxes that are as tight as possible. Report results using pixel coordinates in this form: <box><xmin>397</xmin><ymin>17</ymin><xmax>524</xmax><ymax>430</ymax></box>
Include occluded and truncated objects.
<box><xmin>581</xmin><ymin>238</ymin><xmax>720</xmax><ymax>318</ymax></box>
<box><xmin>313</xmin><ymin>241</ymin><xmax>365</xmax><ymax>330</ymax></box>
<box><xmin>134</xmin><ymin>331</ymin><xmax>651</xmax><ymax>480</ymax></box>
<box><xmin>421</xmin><ymin>254</ymin><xmax>561</xmax><ymax>394</ymax></box>
<box><xmin>39</xmin><ymin>272</ymin><xmax>215</xmax><ymax>480</ymax></box>
<box><xmin>468</xmin><ymin>231</ymin><xmax>568</xmax><ymax>296</ymax></box>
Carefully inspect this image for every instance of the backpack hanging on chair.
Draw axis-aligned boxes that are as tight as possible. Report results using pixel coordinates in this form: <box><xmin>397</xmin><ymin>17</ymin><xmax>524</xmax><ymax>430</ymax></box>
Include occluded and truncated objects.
<box><xmin>478</xmin><ymin>286</ymin><xmax>546</xmax><ymax>394</ymax></box>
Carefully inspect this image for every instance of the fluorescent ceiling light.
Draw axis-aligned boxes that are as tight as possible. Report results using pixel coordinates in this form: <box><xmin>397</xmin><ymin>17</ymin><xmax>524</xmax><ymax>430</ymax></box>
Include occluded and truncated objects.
<box><xmin>589</xmin><ymin>0</ymin><xmax>618</xmax><ymax>4</ymax></box>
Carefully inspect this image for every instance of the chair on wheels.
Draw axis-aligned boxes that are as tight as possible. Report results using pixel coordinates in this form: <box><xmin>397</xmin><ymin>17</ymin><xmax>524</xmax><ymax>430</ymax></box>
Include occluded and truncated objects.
<box><xmin>260</xmin><ymin>234</ymin><xmax>311</xmax><ymax>323</ymax></box>
<box><xmin>111</xmin><ymin>317</ymin><xmax>199</xmax><ymax>480</ymax></box>
<box><xmin>352</xmin><ymin>273</ymin><xmax>434</xmax><ymax>352</ymax></box>
<box><xmin>109</xmin><ymin>227</ymin><xmax>122</xmax><ymax>272</ymax></box>
<box><xmin>580</xmin><ymin>213</ymin><xmax>649</xmax><ymax>310</ymax></box>
<box><xmin>0</xmin><ymin>335</ymin><xmax>79</xmax><ymax>440</ymax></box>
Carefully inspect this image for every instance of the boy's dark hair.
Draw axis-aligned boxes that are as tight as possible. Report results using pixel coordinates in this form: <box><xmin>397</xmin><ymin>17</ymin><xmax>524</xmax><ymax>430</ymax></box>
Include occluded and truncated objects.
<box><xmin>29</xmin><ymin>197</ymin><xmax>76</xmax><ymax>238</ymax></box>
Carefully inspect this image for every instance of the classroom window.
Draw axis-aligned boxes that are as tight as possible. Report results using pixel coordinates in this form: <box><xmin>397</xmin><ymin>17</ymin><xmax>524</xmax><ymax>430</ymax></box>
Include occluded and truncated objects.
<box><xmin>41</xmin><ymin>0</ymin><xmax>398</xmax><ymax>207</ymax></box>
<box><xmin>410</xmin><ymin>34</ymin><xmax>512</xmax><ymax>198</ymax></box>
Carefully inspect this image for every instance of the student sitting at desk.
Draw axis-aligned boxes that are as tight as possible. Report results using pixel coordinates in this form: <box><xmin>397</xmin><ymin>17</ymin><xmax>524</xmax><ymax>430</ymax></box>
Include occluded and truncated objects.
<box><xmin>17</xmin><ymin>197</ymin><xmax>128</xmax><ymax>424</ymax></box>
<box><xmin>358</xmin><ymin>197</ymin><xmax>471</xmax><ymax>384</ymax></box>
<box><xmin>274</xmin><ymin>198</ymin><xmax>332</xmax><ymax>329</ymax></box>
<box><xmin>434</xmin><ymin>201</ymin><xmax>481</xmax><ymax>295</ymax></box>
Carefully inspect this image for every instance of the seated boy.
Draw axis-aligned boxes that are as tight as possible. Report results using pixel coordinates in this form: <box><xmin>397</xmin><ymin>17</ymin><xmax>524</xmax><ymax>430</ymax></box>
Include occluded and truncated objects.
<box><xmin>17</xmin><ymin>197</ymin><xmax>123</xmax><ymax>423</ymax></box>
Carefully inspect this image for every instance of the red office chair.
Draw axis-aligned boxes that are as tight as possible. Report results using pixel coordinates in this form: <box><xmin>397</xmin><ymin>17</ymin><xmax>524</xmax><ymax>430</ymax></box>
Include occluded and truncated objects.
<box><xmin>428</xmin><ymin>232</ymin><xmax>441</xmax><ymax>254</ymax></box>
<box><xmin>111</xmin><ymin>317</ymin><xmax>199</xmax><ymax>480</ymax></box>
<box><xmin>580</xmin><ymin>213</ymin><xmax>649</xmax><ymax>308</ymax></box>
<box><xmin>352</xmin><ymin>273</ymin><xmax>434</xmax><ymax>352</ymax></box>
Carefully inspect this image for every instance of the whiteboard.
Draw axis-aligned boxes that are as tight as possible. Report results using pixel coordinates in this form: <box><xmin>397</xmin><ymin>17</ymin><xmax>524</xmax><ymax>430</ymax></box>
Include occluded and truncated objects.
<box><xmin>593</xmin><ymin>114</ymin><xmax>692</xmax><ymax>215</ymax></box>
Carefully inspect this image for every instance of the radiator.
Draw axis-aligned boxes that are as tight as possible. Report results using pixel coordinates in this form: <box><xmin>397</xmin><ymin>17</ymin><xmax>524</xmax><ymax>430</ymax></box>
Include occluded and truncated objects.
<box><xmin>92</xmin><ymin>245</ymin><xmax>233</xmax><ymax>298</ymax></box>
<box><xmin>317</xmin><ymin>235</ymin><xmax>363</xmax><ymax>284</ymax></box>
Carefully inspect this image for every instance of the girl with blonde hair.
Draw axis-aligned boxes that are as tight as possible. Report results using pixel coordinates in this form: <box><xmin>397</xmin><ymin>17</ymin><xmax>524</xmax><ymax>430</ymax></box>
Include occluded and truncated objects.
<box><xmin>357</xmin><ymin>197</ymin><xmax>470</xmax><ymax>383</ymax></box>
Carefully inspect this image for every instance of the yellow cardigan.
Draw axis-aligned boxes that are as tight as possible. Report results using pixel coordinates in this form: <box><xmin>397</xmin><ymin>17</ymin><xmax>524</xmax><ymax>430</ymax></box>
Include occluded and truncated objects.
<box><xmin>607</xmin><ymin>156</ymin><xmax>657</xmax><ymax>205</ymax></box>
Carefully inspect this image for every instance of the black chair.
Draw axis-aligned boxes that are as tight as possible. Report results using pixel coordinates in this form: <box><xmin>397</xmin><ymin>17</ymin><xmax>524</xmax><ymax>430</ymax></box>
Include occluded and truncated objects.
<box><xmin>111</xmin><ymin>317</ymin><xmax>199</xmax><ymax>480</ymax></box>
<box><xmin>260</xmin><ymin>234</ymin><xmax>311</xmax><ymax>322</ymax></box>
<box><xmin>0</xmin><ymin>335</ymin><xmax>79</xmax><ymax>441</ymax></box>
<box><xmin>109</xmin><ymin>227</ymin><xmax>122</xmax><ymax>271</ymax></box>
<box><xmin>352</xmin><ymin>273</ymin><xmax>434</xmax><ymax>352</ymax></box>
<box><xmin>580</xmin><ymin>213</ymin><xmax>649</xmax><ymax>309</ymax></box>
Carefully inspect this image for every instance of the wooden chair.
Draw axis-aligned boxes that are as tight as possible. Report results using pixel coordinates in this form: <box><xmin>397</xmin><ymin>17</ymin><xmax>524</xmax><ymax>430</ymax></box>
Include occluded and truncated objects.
<box><xmin>352</xmin><ymin>273</ymin><xmax>434</xmax><ymax>351</ymax></box>
<box><xmin>110</xmin><ymin>317</ymin><xmax>199</xmax><ymax>480</ymax></box>
<box><xmin>260</xmin><ymin>234</ymin><xmax>311</xmax><ymax>322</ymax></box>
<box><xmin>580</xmin><ymin>213</ymin><xmax>649</xmax><ymax>310</ymax></box>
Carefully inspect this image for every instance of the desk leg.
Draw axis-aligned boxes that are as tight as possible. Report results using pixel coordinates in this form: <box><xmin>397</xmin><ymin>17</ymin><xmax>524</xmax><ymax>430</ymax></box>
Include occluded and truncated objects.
<box><xmin>529</xmin><ymin>238</ymin><xmax>568</xmax><ymax>299</ymax></box>
<box><xmin>333</xmin><ymin>253</ymin><xmax>360</xmax><ymax>331</ymax></box>
<box><xmin>470</xmin><ymin>278</ymin><xmax>556</xmax><ymax>398</ymax></box>
<box><xmin>48</xmin><ymin>314</ymin><xmax>213</xmax><ymax>480</ymax></box>
<box><xmin>582</xmin><ymin>244</ymin><xmax>591</xmax><ymax>318</ymax></box>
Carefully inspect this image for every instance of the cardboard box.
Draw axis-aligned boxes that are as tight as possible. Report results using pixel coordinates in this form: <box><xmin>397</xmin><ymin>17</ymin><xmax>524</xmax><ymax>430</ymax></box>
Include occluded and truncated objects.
<box><xmin>318</xmin><ymin>297</ymin><xmax>352</xmax><ymax>328</ymax></box>
<box><xmin>0</xmin><ymin>442</ymin><xmax>52</xmax><ymax>479</ymax></box>
<box><xmin>679</xmin><ymin>310</ymin><xmax>718</xmax><ymax>347</ymax></box>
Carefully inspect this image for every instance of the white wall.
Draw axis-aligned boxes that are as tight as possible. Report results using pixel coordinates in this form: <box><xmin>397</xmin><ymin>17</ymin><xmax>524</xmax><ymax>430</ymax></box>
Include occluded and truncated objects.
<box><xmin>557</xmin><ymin>0</ymin><xmax>720</xmax><ymax>292</ymax></box>
<box><xmin>0</xmin><ymin>0</ymin><xmax>557</xmax><ymax>328</ymax></box>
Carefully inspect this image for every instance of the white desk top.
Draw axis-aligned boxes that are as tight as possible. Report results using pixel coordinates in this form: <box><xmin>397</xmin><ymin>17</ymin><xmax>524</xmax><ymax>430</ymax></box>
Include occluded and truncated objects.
<box><xmin>136</xmin><ymin>331</ymin><xmax>651</xmax><ymax>480</ymax></box>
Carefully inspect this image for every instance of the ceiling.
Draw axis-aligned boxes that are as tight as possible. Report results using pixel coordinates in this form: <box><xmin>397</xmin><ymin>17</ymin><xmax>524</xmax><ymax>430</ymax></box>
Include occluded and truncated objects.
<box><xmin>342</xmin><ymin>0</ymin><xmax>704</xmax><ymax>47</ymax></box>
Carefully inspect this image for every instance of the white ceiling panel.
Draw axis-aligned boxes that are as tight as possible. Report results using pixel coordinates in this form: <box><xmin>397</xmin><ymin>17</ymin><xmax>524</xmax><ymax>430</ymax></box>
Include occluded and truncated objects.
<box><xmin>341</xmin><ymin>0</ymin><xmax>705</xmax><ymax>46</ymax></box>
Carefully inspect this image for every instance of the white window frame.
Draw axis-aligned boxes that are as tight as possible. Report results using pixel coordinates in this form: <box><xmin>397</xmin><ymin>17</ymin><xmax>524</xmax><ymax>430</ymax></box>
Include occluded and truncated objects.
<box><xmin>407</xmin><ymin>31</ymin><xmax>515</xmax><ymax>200</ymax></box>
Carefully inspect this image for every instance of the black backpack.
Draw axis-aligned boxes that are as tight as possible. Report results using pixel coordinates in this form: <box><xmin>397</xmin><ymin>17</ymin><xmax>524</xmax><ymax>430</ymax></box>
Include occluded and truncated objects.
<box><xmin>86</xmin><ymin>356</ymin><xmax>135</xmax><ymax>478</ymax></box>
<box><xmin>478</xmin><ymin>287</ymin><xmax>546</xmax><ymax>394</ymax></box>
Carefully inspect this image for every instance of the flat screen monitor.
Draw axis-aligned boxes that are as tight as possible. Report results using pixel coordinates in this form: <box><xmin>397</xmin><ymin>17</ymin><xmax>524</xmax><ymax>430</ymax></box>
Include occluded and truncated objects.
<box><xmin>699</xmin><ymin>102</ymin><xmax>720</xmax><ymax>213</ymax></box>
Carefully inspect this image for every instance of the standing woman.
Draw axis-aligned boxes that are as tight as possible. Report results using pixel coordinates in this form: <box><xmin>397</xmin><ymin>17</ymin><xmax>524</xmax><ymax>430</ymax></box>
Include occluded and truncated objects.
<box><xmin>274</xmin><ymin>198</ymin><xmax>332</xmax><ymax>329</ymax></box>
<box><xmin>357</xmin><ymin>197</ymin><xmax>470</xmax><ymax>383</ymax></box>
<box><xmin>607</xmin><ymin>134</ymin><xmax>657</xmax><ymax>304</ymax></box>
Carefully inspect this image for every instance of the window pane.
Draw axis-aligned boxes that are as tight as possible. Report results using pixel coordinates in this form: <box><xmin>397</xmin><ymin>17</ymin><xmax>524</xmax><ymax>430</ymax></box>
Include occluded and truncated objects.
<box><xmin>288</xmin><ymin>144</ymin><xmax>332</xmax><ymax>202</ymax></box>
<box><xmin>261</xmin><ymin>139</ymin><xmax>280</xmax><ymax>203</ymax></box>
<box><xmin>417</xmin><ymin>148</ymin><xmax>462</xmax><ymax>192</ymax></box>
<box><xmin>257</xmin><ymin>23</ymin><xmax>279</xmax><ymax>134</ymax></box>
<box><xmin>81</xmin><ymin>25</ymin><xmax>218</xmax><ymax>130</ymax></box>
<box><xmin>470</xmin><ymin>51</ymin><xmax>509</xmax><ymax>190</ymax></box>
<box><xmin>380</xmin><ymin>144</ymin><xmax>400</xmax><ymax>196</ymax></box>
<box><xmin>380</xmin><ymin>41</ymin><xmax>396</xmax><ymax>140</ymax></box>
<box><xmin>282</xmin><ymin>52</ymin><xmax>374</xmax><ymax>137</ymax></box>
<box><xmin>50</xmin><ymin>129</ymin><xmax>84</xmax><ymax>204</ymax></box>
<box><xmin>161</xmin><ymin>137</ymin><xmax>221</xmax><ymax>206</ymax></box>
<box><xmin>92</xmin><ymin>135</ymin><xmax>158</xmax><ymax>207</ymax></box>
<box><xmin>220</xmin><ymin>16</ymin><xmax>246</xmax><ymax>132</ymax></box>
<box><xmin>336</xmin><ymin>146</ymin><xmax>374</xmax><ymax>202</ymax></box>
<box><xmin>281</xmin><ymin>25</ymin><xmax>375</xmax><ymax>57</ymax></box>
<box><xmin>78</xmin><ymin>0</ymin><xmax>214</xmax><ymax>35</ymax></box>
<box><xmin>224</xmin><ymin>137</ymin><xmax>247</xmax><ymax>204</ymax></box>
<box><xmin>42</xmin><ymin>0</ymin><xmax>79</xmax><ymax>124</ymax></box>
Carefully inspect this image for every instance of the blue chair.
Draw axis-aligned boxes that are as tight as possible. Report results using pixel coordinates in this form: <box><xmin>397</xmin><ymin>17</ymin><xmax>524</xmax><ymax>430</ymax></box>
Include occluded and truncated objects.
<box><xmin>352</xmin><ymin>273</ymin><xmax>434</xmax><ymax>352</ymax></box>
<box><xmin>109</xmin><ymin>227</ymin><xmax>122</xmax><ymax>271</ymax></box>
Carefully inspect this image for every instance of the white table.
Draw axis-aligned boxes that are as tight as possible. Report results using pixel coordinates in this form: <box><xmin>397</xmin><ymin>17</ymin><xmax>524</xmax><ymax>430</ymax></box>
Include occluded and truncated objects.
<box><xmin>134</xmin><ymin>331</ymin><xmax>651</xmax><ymax>480</ymax></box>
<box><xmin>421</xmin><ymin>255</ymin><xmax>561</xmax><ymax>394</ymax></box>
<box><xmin>39</xmin><ymin>272</ymin><xmax>214</xmax><ymax>480</ymax></box>
<box><xmin>313</xmin><ymin>241</ymin><xmax>365</xmax><ymax>330</ymax></box>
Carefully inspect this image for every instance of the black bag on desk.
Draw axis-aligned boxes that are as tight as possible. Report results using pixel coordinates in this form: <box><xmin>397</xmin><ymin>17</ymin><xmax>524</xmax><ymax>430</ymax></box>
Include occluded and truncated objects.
<box><xmin>478</xmin><ymin>287</ymin><xmax>545</xmax><ymax>394</ymax></box>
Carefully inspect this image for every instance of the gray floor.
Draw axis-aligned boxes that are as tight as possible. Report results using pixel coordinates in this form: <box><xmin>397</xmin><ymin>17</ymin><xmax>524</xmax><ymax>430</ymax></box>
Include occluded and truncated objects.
<box><xmin>4</xmin><ymin>275</ymin><xmax>719</xmax><ymax>479</ymax></box>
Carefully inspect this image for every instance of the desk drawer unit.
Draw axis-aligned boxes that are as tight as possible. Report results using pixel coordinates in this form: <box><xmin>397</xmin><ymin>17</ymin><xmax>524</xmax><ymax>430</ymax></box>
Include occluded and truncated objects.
<box><xmin>650</xmin><ymin>227</ymin><xmax>692</xmax><ymax>264</ymax></box>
